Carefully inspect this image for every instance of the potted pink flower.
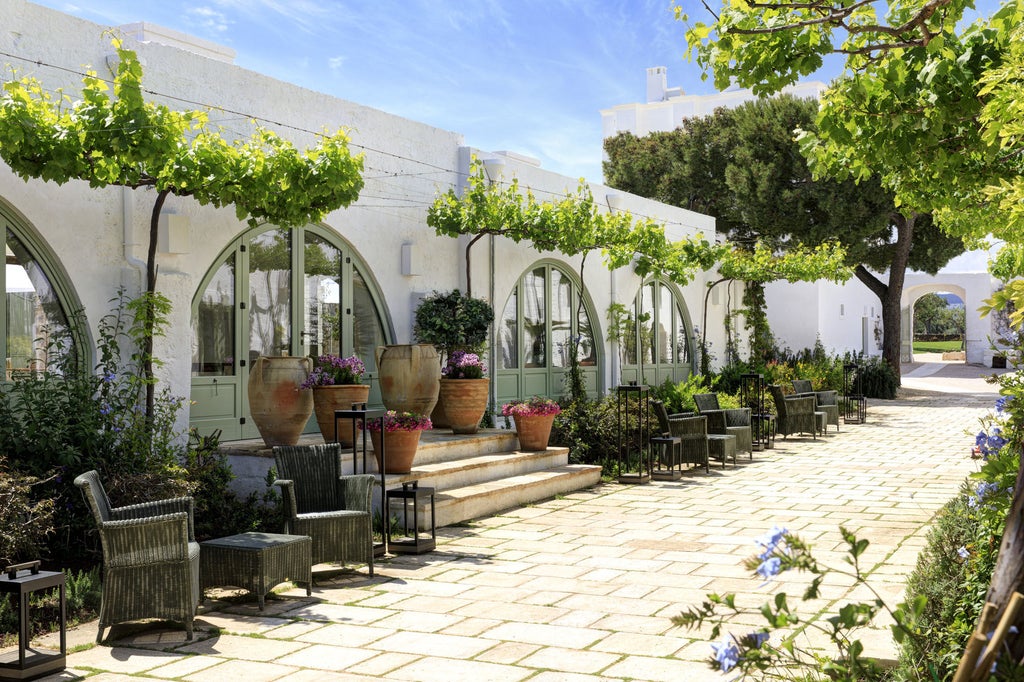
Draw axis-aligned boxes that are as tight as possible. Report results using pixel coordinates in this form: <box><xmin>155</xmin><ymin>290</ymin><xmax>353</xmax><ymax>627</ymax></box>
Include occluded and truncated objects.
<box><xmin>365</xmin><ymin>410</ymin><xmax>432</xmax><ymax>473</ymax></box>
<box><xmin>300</xmin><ymin>354</ymin><xmax>369</xmax><ymax>446</ymax></box>
<box><xmin>438</xmin><ymin>351</ymin><xmax>489</xmax><ymax>434</ymax></box>
<box><xmin>502</xmin><ymin>396</ymin><xmax>562</xmax><ymax>451</ymax></box>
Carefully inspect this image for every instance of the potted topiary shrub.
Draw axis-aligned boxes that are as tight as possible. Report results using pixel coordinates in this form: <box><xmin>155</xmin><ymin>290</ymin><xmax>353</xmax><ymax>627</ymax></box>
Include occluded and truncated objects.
<box><xmin>414</xmin><ymin>290</ymin><xmax>494</xmax><ymax>429</ymax></box>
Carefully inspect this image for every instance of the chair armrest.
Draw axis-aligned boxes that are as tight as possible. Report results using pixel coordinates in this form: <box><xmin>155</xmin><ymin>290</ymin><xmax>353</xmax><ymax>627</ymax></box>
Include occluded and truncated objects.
<box><xmin>667</xmin><ymin>411</ymin><xmax>696</xmax><ymax>419</ymax></box>
<box><xmin>273</xmin><ymin>479</ymin><xmax>299</xmax><ymax>519</ymax></box>
<box><xmin>338</xmin><ymin>474</ymin><xmax>376</xmax><ymax>514</ymax></box>
<box><xmin>110</xmin><ymin>497</ymin><xmax>195</xmax><ymax>542</ymax></box>
<box><xmin>99</xmin><ymin>512</ymin><xmax>191</xmax><ymax>567</ymax></box>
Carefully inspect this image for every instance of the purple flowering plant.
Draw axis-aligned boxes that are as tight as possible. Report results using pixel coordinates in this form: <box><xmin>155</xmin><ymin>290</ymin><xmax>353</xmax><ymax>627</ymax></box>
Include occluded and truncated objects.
<box><xmin>672</xmin><ymin>525</ymin><xmax>922</xmax><ymax>678</ymax></box>
<box><xmin>501</xmin><ymin>396</ymin><xmax>562</xmax><ymax>418</ymax></box>
<box><xmin>300</xmin><ymin>354</ymin><xmax>365</xmax><ymax>388</ymax></box>
<box><xmin>442</xmin><ymin>350</ymin><xmax>486</xmax><ymax>380</ymax></box>
<box><xmin>364</xmin><ymin>410</ymin><xmax>432</xmax><ymax>432</ymax></box>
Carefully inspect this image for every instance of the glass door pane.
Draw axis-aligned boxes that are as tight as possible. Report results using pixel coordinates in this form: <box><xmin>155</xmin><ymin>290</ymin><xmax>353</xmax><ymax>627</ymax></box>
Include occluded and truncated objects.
<box><xmin>352</xmin><ymin>265</ymin><xmax>386</xmax><ymax>371</ymax></box>
<box><xmin>551</xmin><ymin>270</ymin><xmax>572</xmax><ymax>368</ymax></box>
<box><xmin>302</xmin><ymin>233</ymin><xmax>342</xmax><ymax>359</ymax></box>
<box><xmin>248</xmin><ymin>229</ymin><xmax>292</xmax><ymax>362</ymax></box>
<box><xmin>657</xmin><ymin>284</ymin><xmax>673</xmax><ymax>364</ymax></box>
<box><xmin>500</xmin><ymin>289</ymin><xmax>518</xmax><ymax>369</ymax></box>
<box><xmin>192</xmin><ymin>256</ymin><xmax>235</xmax><ymax>376</ymax></box>
<box><xmin>523</xmin><ymin>268</ymin><xmax>546</xmax><ymax>367</ymax></box>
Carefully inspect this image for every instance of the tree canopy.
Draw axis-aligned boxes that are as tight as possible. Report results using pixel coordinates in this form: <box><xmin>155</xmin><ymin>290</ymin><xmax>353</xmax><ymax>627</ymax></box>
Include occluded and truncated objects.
<box><xmin>603</xmin><ymin>95</ymin><xmax>963</xmax><ymax>372</ymax></box>
<box><xmin>680</xmin><ymin>0</ymin><xmax>1024</xmax><ymax>244</ymax></box>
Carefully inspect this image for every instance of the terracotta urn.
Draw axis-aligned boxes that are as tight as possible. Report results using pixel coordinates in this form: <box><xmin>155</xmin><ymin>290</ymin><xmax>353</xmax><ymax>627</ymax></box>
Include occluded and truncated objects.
<box><xmin>247</xmin><ymin>355</ymin><xmax>313</xmax><ymax>447</ymax></box>
<box><xmin>312</xmin><ymin>384</ymin><xmax>371</xmax><ymax>446</ymax></box>
<box><xmin>438</xmin><ymin>377</ymin><xmax>489</xmax><ymax>434</ymax></box>
<box><xmin>375</xmin><ymin>344</ymin><xmax>441</xmax><ymax>416</ymax></box>
<box><xmin>513</xmin><ymin>413</ymin><xmax>557</xmax><ymax>451</ymax></box>
<box><xmin>369</xmin><ymin>428</ymin><xmax>422</xmax><ymax>474</ymax></box>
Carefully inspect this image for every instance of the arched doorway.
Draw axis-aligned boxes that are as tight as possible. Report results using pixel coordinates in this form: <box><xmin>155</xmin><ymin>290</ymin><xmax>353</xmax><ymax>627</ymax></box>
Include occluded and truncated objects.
<box><xmin>496</xmin><ymin>261</ymin><xmax>602</xmax><ymax>404</ymax></box>
<box><xmin>1</xmin><ymin>201</ymin><xmax>79</xmax><ymax>379</ymax></box>
<box><xmin>619</xmin><ymin>279</ymin><xmax>696</xmax><ymax>387</ymax></box>
<box><xmin>190</xmin><ymin>225</ymin><xmax>391</xmax><ymax>440</ymax></box>
<box><xmin>902</xmin><ymin>283</ymin><xmax>968</xmax><ymax>364</ymax></box>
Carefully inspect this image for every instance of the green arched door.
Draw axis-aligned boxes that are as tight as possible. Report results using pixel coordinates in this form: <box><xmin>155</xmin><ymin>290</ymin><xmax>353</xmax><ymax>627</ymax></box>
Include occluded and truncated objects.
<box><xmin>496</xmin><ymin>262</ymin><xmax>601</xmax><ymax>405</ymax></box>
<box><xmin>190</xmin><ymin>225</ymin><xmax>390</xmax><ymax>440</ymax></box>
<box><xmin>619</xmin><ymin>279</ymin><xmax>695</xmax><ymax>386</ymax></box>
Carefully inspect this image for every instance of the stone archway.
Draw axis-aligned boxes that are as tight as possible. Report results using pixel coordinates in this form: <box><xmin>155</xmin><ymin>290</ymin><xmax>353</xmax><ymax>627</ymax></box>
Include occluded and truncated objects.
<box><xmin>905</xmin><ymin>280</ymin><xmax>966</xmax><ymax>364</ymax></box>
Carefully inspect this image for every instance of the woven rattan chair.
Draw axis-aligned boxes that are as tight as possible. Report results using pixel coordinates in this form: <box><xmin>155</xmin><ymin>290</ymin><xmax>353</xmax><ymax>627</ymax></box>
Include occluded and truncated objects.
<box><xmin>273</xmin><ymin>443</ymin><xmax>375</xmax><ymax>574</ymax></box>
<box><xmin>792</xmin><ymin>380</ymin><xmax>840</xmax><ymax>434</ymax></box>
<box><xmin>74</xmin><ymin>470</ymin><xmax>200</xmax><ymax>641</ymax></box>
<box><xmin>769</xmin><ymin>385</ymin><xmax>820</xmax><ymax>440</ymax></box>
<box><xmin>651</xmin><ymin>400</ymin><xmax>710</xmax><ymax>473</ymax></box>
<box><xmin>693</xmin><ymin>393</ymin><xmax>754</xmax><ymax>458</ymax></box>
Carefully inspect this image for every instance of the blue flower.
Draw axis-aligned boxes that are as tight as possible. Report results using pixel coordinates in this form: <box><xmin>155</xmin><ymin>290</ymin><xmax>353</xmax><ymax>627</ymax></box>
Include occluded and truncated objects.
<box><xmin>748</xmin><ymin>631</ymin><xmax>770</xmax><ymax>648</ymax></box>
<box><xmin>995</xmin><ymin>396</ymin><xmax>1010</xmax><ymax>413</ymax></box>
<box><xmin>102</xmin><ymin>370</ymin><xmax>116</xmax><ymax>383</ymax></box>
<box><xmin>957</xmin><ymin>546</ymin><xmax>969</xmax><ymax>559</ymax></box>
<box><xmin>711</xmin><ymin>636</ymin><xmax>741</xmax><ymax>672</ymax></box>
<box><xmin>756</xmin><ymin>556</ymin><xmax>782</xmax><ymax>580</ymax></box>
<box><xmin>99</xmin><ymin>403</ymin><xmax>112</xmax><ymax>416</ymax></box>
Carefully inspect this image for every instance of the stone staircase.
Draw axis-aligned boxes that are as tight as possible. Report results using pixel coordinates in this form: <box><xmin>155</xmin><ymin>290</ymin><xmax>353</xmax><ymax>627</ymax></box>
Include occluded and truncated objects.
<box><xmin>222</xmin><ymin>429</ymin><xmax>602</xmax><ymax>528</ymax></box>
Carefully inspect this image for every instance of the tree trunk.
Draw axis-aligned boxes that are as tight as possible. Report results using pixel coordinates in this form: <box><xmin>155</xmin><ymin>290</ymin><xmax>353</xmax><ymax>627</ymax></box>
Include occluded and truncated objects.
<box><xmin>984</xmin><ymin>449</ymin><xmax>1024</xmax><ymax>661</ymax></box>
<box><xmin>853</xmin><ymin>212</ymin><xmax>916</xmax><ymax>381</ymax></box>
<box><xmin>145</xmin><ymin>190</ymin><xmax>170</xmax><ymax>423</ymax></box>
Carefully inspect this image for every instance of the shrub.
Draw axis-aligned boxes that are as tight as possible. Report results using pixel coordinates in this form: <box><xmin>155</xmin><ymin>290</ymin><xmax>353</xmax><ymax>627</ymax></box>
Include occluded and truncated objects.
<box><xmin>550</xmin><ymin>395</ymin><xmax>625</xmax><ymax>468</ymax></box>
<box><xmin>0</xmin><ymin>566</ymin><xmax>101</xmax><ymax>646</ymax></box>
<box><xmin>0</xmin><ymin>457</ymin><xmax>55</xmax><ymax>565</ymax></box>
<box><xmin>650</xmin><ymin>374</ymin><xmax>714</xmax><ymax>414</ymax></box>
<box><xmin>855</xmin><ymin>356</ymin><xmax>899</xmax><ymax>399</ymax></box>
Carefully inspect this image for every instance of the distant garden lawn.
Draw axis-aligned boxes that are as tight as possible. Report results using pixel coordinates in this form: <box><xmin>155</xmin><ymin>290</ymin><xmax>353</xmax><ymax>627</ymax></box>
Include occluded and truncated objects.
<box><xmin>913</xmin><ymin>340</ymin><xmax>963</xmax><ymax>353</ymax></box>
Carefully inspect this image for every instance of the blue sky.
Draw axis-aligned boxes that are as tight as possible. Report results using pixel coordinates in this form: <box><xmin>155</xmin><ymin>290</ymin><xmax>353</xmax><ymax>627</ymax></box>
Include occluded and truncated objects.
<box><xmin>29</xmin><ymin>0</ymin><xmax>741</xmax><ymax>182</ymax></box>
<box><xmin>28</xmin><ymin>0</ymin><xmax>1001</xmax><ymax>183</ymax></box>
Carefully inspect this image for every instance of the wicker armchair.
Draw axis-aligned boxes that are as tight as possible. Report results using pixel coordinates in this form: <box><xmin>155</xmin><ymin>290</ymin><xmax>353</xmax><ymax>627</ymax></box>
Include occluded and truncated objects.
<box><xmin>769</xmin><ymin>385</ymin><xmax>820</xmax><ymax>439</ymax></box>
<box><xmin>273</xmin><ymin>443</ymin><xmax>375</xmax><ymax>574</ymax></box>
<box><xmin>74</xmin><ymin>470</ymin><xmax>200</xmax><ymax>641</ymax></box>
<box><xmin>791</xmin><ymin>380</ymin><xmax>840</xmax><ymax>434</ymax></box>
<box><xmin>693</xmin><ymin>393</ymin><xmax>754</xmax><ymax>458</ymax></box>
<box><xmin>651</xmin><ymin>400</ymin><xmax>710</xmax><ymax>473</ymax></box>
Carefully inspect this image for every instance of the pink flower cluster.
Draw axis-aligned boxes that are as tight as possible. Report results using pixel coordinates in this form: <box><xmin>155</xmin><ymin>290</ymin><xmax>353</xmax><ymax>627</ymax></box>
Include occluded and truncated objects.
<box><xmin>301</xmin><ymin>354</ymin><xmax>365</xmax><ymax>388</ymax></box>
<box><xmin>442</xmin><ymin>351</ymin><xmax>486</xmax><ymax>379</ymax></box>
<box><xmin>501</xmin><ymin>396</ymin><xmax>562</xmax><ymax>418</ymax></box>
<box><xmin>364</xmin><ymin>410</ymin><xmax>432</xmax><ymax>432</ymax></box>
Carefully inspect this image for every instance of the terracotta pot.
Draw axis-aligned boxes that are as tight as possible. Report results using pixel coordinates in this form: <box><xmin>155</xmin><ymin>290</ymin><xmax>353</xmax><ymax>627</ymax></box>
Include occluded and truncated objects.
<box><xmin>369</xmin><ymin>428</ymin><xmax>422</xmax><ymax>474</ymax></box>
<box><xmin>375</xmin><ymin>344</ymin><xmax>440</xmax><ymax>416</ymax></box>
<box><xmin>438</xmin><ymin>378</ymin><xmax>489</xmax><ymax>434</ymax></box>
<box><xmin>247</xmin><ymin>355</ymin><xmax>313</xmax><ymax>447</ymax></box>
<box><xmin>430</xmin><ymin>399</ymin><xmax>450</xmax><ymax>429</ymax></box>
<box><xmin>513</xmin><ymin>413</ymin><xmax>557</xmax><ymax>451</ymax></box>
<box><xmin>312</xmin><ymin>384</ymin><xmax>371</xmax><ymax>446</ymax></box>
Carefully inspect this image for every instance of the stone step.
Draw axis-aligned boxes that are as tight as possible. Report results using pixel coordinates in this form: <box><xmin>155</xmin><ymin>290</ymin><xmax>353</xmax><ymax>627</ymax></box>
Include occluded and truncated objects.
<box><xmin>377</xmin><ymin>446</ymin><xmax>571</xmax><ymax>492</ymax></box>
<box><xmin>411</xmin><ymin>429</ymin><xmax>521</xmax><ymax>465</ymax></box>
<box><xmin>432</xmin><ymin>465</ymin><xmax>602</xmax><ymax>527</ymax></box>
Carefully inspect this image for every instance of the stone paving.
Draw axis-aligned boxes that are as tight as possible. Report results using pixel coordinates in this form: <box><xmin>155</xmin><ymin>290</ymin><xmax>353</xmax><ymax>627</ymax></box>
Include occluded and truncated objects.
<box><xmin>33</xmin><ymin>363</ymin><xmax>1005</xmax><ymax>681</ymax></box>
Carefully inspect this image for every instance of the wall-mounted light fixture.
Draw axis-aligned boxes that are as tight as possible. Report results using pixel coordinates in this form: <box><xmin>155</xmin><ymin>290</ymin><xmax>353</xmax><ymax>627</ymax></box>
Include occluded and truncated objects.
<box><xmin>482</xmin><ymin>158</ymin><xmax>506</xmax><ymax>184</ymax></box>
<box><xmin>606</xmin><ymin>192</ymin><xmax>625</xmax><ymax>213</ymax></box>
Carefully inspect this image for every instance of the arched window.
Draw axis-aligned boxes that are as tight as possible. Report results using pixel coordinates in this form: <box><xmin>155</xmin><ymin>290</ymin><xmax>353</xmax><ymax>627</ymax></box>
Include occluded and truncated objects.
<box><xmin>190</xmin><ymin>225</ymin><xmax>390</xmax><ymax>440</ymax></box>
<box><xmin>619</xmin><ymin>280</ymin><xmax>694</xmax><ymax>386</ymax></box>
<box><xmin>497</xmin><ymin>262</ymin><xmax>601</xmax><ymax>404</ymax></box>
<box><xmin>2</xmin><ymin>205</ymin><xmax>74</xmax><ymax>380</ymax></box>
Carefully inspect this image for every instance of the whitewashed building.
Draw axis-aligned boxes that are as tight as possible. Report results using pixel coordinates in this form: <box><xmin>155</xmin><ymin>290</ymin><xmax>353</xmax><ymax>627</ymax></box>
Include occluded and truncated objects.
<box><xmin>1</xmin><ymin>2</ymin><xmax>731</xmax><ymax>443</ymax></box>
<box><xmin>601</xmin><ymin>67</ymin><xmax>1003</xmax><ymax>366</ymax></box>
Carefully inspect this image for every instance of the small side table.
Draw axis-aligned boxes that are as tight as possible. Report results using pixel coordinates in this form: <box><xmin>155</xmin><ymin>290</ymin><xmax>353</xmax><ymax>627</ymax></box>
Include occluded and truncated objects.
<box><xmin>385</xmin><ymin>482</ymin><xmax>436</xmax><ymax>554</ymax></box>
<box><xmin>201</xmin><ymin>532</ymin><xmax>312</xmax><ymax>610</ymax></box>
<box><xmin>0</xmin><ymin>561</ymin><xmax>66</xmax><ymax>682</ymax></box>
<box><xmin>753</xmin><ymin>414</ymin><xmax>776</xmax><ymax>449</ymax></box>
<box><xmin>707</xmin><ymin>434</ymin><xmax>737</xmax><ymax>467</ymax></box>
<box><xmin>650</xmin><ymin>436</ymin><xmax>683</xmax><ymax>481</ymax></box>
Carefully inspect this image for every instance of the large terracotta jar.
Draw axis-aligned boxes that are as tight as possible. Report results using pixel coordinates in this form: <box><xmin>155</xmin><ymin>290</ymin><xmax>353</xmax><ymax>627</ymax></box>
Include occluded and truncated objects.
<box><xmin>438</xmin><ymin>378</ymin><xmax>489</xmax><ymax>434</ymax></box>
<box><xmin>369</xmin><ymin>429</ymin><xmax>422</xmax><ymax>474</ymax></box>
<box><xmin>513</xmin><ymin>413</ymin><xmax>557</xmax><ymax>451</ymax></box>
<box><xmin>312</xmin><ymin>384</ymin><xmax>371</xmax><ymax>446</ymax></box>
<box><xmin>375</xmin><ymin>344</ymin><xmax>440</xmax><ymax>416</ymax></box>
<box><xmin>247</xmin><ymin>355</ymin><xmax>313</xmax><ymax>447</ymax></box>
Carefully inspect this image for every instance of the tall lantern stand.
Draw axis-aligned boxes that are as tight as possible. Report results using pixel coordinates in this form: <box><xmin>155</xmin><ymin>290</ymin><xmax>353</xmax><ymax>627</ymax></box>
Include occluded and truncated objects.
<box><xmin>843</xmin><ymin>363</ymin><xmax>867</xmax><ymax>424</ymax></box>
<box><xmin>741</xmin><ymin>372</ymin><xmax>769</xmax><ymax>451</ymax></box>
<box><xmin>335</xmin><ymin>404</ymin><xmax>388</xmax><ymax>556</ymax></box>
<box><xmin>0</xmin><ymin>561</ymin><xmax>66</xmax><ymax>682</ymax></box>
<box><xmin>616</xmin><ymin>383</ymin><xmax>651</xmax><ymax>484</ymax></box>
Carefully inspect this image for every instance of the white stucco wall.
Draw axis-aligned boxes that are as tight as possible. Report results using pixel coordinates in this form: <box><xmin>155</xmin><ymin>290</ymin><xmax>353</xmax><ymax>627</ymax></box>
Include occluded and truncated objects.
<box><xmin>1</xmin><ymin>1</ymin><xmax>729</xmax><ymax>440</ymax></box>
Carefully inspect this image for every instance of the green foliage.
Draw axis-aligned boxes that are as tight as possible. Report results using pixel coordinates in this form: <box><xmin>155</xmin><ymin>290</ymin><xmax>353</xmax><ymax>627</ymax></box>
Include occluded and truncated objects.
<box><xmin>0</xmin><ymin>457</ymin><xmax>55</xmax><ymax>565</ymax></box>
<box><xmin>0</xmin><ymin>39</ymin><xmax>364</xmax><ymax>228</ymax></box>
<box><xmin>413</xmin><ymin>290</ymin><xmax>494</xmax><ymax>361</ymax></box>
<box><xmin>1</xmin><ymin>566</ymin><xmax>101</xmax><ymax>645</ymax></box>
<box><xmin>550</xmin><ymin>395</ymin><xmax>624</xmax><ymax>467</ymax></box>
<box><xmin>854</xmin><ymin>357</ymin><xmax>899</xmax><ymax>400</ymax></box>
<box><xmin>650</xmin><ymin>375</ymin><xmax>714</xmax><ymax>414</ymax></box>
<box><xmin>680</xmin><ymin>0</ymin><xmax>1024</xmax><ymax>243</ymax></box>
<box><xmin>183</xmin><ymin>430</ymin><xmax>284</xmax><ymax>542</ymax></box>
<box><xmin>0</xmin><ymin>291</ymin><xmax>191</xmax><ymax>567</ymax></box>
<box><xmin>428</xmin><ymin>158</ymin><xmax>727</xmax><ymax>288</ymax></box>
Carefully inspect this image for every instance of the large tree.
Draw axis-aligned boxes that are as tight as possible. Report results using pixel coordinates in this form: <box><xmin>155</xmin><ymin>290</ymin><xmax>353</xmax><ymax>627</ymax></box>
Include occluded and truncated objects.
<box><xmin>0</xmin><ymin>40</ymin><xmax>364</xmax><ymax>419</ymax></box>
<box><xmin>604</xmin><ymin>95</ymin><xmax>963</xmax><ymax>375</ymax></box>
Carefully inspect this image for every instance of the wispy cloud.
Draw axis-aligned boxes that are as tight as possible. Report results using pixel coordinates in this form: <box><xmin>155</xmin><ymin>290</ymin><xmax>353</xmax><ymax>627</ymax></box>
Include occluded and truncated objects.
<box><xmin>185</xmin><ymin>6</ymin><xmax>231</xmax><ymax>34</ymax></box>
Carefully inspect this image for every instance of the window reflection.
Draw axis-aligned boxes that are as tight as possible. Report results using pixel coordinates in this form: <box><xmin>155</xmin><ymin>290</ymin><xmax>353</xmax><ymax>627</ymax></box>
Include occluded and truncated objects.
<box><xmin>551</xmin><ymin>270</ymin><xmax>572</xmax><ymax>368</ymax></box>
<box><xmin>352</xmin><ymin>266</ymin><xmax>385</xmax><ymax>371</ymax></box>
<box><xmin>501</xmin><ymin>290</ymin><xmax>518</xmax><ymax>369</ymax></box>
<box><xmin>248</xmin><ymin>229</ymin><xmax>291</xmax><ymax>361</ymax></box>
<box><xmin>6</xmin><ymin>230</ymin><xmax>67</xmax><ymax>379</ymax></box>
<box><xmin>191</xmin><ymin>256</ymin><xmax>235</xmax><ymax>376</ymax></box>
<box><xmin>303</xmin><ymin>233</ymin><xmax>342</xmax><ymax>359</ymax></box>
<box><xmin>523</xmin><ymin>268</ymin><xmax>546</xmax><ymax>367</ymax></box>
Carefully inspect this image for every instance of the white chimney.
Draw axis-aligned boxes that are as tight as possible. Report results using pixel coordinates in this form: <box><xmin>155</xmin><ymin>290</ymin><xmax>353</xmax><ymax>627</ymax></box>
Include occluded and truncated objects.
<box><xmin>646</xmin><ymin>66</ymin><xmax>668</xmax><ymax>103</ymax></box>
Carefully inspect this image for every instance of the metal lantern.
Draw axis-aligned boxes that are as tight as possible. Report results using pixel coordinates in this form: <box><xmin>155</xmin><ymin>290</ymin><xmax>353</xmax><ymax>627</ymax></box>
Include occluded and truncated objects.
<box><xmin>740</xmin><ymin>373</ymin><xmax>768</xmax><ymax>450</ymax></box>
<box><xmin>616</xmin><ymin>383</ymin><xmax>651</xmax><ymax>483</ymax></box>
<box><xmin>843</xmin><ymin>363</ymin><xmax>866</xmax><ymax>424</ymax></box>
